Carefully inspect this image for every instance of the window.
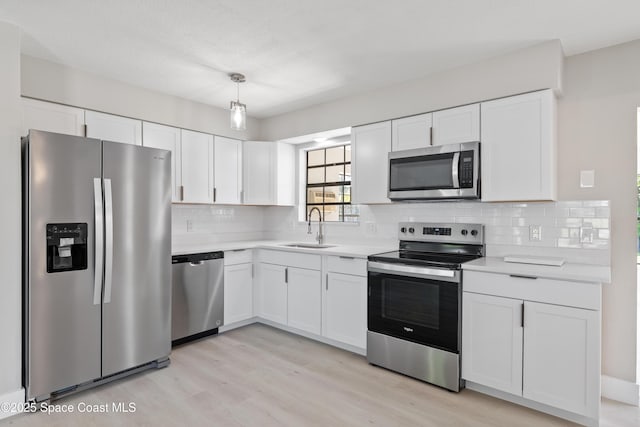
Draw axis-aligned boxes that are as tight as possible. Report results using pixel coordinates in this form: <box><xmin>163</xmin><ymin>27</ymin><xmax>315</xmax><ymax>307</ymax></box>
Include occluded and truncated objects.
<box><xmin>306</xmin><ymin>145</ymin><xmax>358</xmax><ymax>222</ymax></box>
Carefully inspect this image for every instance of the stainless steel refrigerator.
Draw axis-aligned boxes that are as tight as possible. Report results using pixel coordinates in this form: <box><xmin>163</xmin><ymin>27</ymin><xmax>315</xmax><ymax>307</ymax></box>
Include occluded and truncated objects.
<box><xmin>23</xmin><ymin>129</ymin><xmax>172</xmax><ymax>402</ymax></box>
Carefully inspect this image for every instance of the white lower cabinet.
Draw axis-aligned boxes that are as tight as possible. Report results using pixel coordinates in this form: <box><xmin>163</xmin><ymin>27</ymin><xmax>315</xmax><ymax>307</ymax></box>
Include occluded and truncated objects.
<box><xmin>257</xmin><ymin>263</ymin><xmax>288</xmax><ymax>324</ymax></box>
<box><xmin>223</xmin><ymin>263</ymin><xmax>254</xmax><ymax>325</ymax></box>
<box><xmin>462</xmin><ymin>270</ymin><xmax>601</xmax><ymax>424</ymax></box>
<box><xmin>522</xmin><ymin>301</ymin><xmax>599</xmax><ymax>418</ymax></box>
<box><xmin>287</xmin><ymin>267</ymin><xmax>322</xmax><ymax>335</ymax></box>
<box><xmin>325</xmin><ymin>272</ymin><xmax>367</xmax><ymax>348</ymax></box>
<box><xmin>462</xmin><ymin>292</ymin><xmax>523</xmax><ymax>395</ymax></box>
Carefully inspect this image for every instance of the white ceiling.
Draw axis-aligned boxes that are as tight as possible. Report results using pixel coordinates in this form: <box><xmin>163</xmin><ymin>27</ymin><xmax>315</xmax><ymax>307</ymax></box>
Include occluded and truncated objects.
<box><xmin>2</xmin><ymin>1</ymin><xmax>640</xmax><ymax>119</ymax></box>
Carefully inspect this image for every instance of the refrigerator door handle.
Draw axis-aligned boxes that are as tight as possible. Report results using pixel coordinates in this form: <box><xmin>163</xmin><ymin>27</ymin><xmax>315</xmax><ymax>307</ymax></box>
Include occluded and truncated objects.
<box><xmin>104</xmin><ymin>178</ymin><xmax>114</xmax><ymax>304</ymax></box>
<box><xmin>93</xmin><ymin>178</ymin><xmax>104</xmax><ymax>305</ymax></box>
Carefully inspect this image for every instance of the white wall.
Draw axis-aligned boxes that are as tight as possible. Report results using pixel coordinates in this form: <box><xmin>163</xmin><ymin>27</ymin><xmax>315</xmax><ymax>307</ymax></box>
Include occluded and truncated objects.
<box><xmin>0</xmin><ymin>21</ymin><xmax>24</xmax><ymax>410</ymax></box>
<box><xmin>557</xmin><ymin>39</ymin><xmax>640</xmax><ymax>383</ymax></box>
<box><xmin>260</xmin><ymin>40</ymin><xmax>563</xmax><ymax>141</ymax></box>
<box><xmin>20</xmin><ymin>55</ymin><xmax>261</xmax><ymax>141</ymax></box>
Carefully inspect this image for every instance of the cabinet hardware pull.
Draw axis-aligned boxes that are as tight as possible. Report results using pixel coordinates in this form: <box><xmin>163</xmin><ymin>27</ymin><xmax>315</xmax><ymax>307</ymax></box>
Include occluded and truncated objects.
<box><xmin>339</xmin><ymin>256</ymin><xmax>355</xmax><ymax>260</ymax></box>
<box><xmin>213</xmin><ymin>187</ymin><xmax>217</xmax><ymax>202</ymax></box>
<box><xmin>240</xmin><ymin>190</ymin><xmax>244</xmax><ymax>203</ymax></box>
<box><xmin>251</xmin><ymin>263</ymin><xmax>254</xmax><ymax>278</ymax></box>
<box><xmin>326</xmin><ymin>273</ymin><xmax>328</xmax><ymax>290</ymax></box>
<box><xmin>509</xmin><ymin>274</ymin><xmax>538</xmax><ymax>280</ymax></box>
<box><xmin>521</xmin><ymin>303</ymin><xmax>525</xmax><ymax>328</ymax></box>
<box><xmin>231</xmin><ymin>248</ymin><xmax>246</xmax><ymax>252</ymax></box>
<box><xmin>180</xmin><ymin>185</ymin><xmax>184</xmax><ymax>201</ymax></box>
<box><xmin>285</xmin><ymin>267</ymin><xmax>288</xmax><ymax>283</ymax></box>
<box><xmin>429</xmin><ymin>126</ymin><xmax>433</xmax><ymax>144</ymax></box>
<box><xmin>83</xmin><ymin>124</ymin><xmax>88</xmax><ymax>137</ymax></box>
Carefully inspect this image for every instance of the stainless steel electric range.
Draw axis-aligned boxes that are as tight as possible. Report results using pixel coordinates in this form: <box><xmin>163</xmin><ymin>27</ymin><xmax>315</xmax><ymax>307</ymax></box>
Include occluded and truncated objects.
<box><xmin>367</xmin><ymin>222</ymin><xmax>485</xmax><ymax>392</ymax></box>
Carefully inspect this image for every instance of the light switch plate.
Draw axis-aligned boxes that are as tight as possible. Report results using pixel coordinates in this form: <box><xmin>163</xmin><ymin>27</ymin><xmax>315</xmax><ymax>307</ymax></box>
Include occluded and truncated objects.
<box><xmin>580</xmin><ymin>170</ymin><xmax>595</xmax><ymax>188</ymax></box>
<box><xmin>186</xmin><ymin>219</ymin><xmax>193</xmax><ymax>232</ymax></box>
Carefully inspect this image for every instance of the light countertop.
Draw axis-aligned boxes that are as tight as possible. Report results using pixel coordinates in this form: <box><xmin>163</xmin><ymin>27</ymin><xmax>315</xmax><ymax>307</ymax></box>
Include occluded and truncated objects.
<box><xmin>462</xmin><ymin>256</ymin><xmax>611</xmax><ymax>284</ymax></box>
<box><xmin>172</xmin><ymin>239</ymin><xmax>396</xmax><ymax>259</ymax></box>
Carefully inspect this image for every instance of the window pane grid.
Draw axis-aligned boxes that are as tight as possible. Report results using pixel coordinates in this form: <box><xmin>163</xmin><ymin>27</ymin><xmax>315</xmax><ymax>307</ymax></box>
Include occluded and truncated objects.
<box><xmin>306</xmin><ymin>144</ymin><xmax>356</xmax><ymax>222</ymax></box>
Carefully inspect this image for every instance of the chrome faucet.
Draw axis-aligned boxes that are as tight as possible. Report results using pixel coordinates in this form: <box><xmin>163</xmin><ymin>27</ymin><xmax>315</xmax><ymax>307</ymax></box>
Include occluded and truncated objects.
<box><xmin>307</xmin><ymin>207</ymin><xmax>324</xmax><ymax>245</ymax></box>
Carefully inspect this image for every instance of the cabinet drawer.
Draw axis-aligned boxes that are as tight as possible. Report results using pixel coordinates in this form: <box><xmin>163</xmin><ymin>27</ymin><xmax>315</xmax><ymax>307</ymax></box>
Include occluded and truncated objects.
<box><xmin>224</xmin><ymin>249</ymin><xmax>253</xmax><ymax>266</ymax></box>
<box><xmin>463</xmin><ymin>270</ymin><xmax>599</xmax><ymax>310</ymax></box>
<box><xmin>327</xmin><ymin>255</ymin><xmax>367</xmax><ymax>276</ymax></box>
<box><xmin>258</xmin><ymin>249</ymin><xmax>321</xmax><ymax>270</ymax></box>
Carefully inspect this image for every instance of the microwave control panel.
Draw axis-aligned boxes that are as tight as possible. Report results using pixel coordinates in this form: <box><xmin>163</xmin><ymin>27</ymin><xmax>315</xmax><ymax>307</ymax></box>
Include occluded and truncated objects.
<box><xmin>459</xmin><ymin>151</ymin><xmax>474</xmax><ymax>188</ymax></box>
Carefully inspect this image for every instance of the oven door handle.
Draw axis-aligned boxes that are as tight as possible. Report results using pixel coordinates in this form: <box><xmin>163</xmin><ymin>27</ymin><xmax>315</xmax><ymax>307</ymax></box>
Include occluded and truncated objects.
<box><xmin>368</xmin><ymin>261</ymin><xmax>459</xmax><ymax>283</ymax></box>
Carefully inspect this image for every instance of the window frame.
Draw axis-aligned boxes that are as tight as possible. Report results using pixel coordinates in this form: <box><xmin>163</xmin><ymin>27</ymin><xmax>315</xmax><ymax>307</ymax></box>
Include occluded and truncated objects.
<box><xmin>304</xmin><ymin>144</ymin><xmax>356</xmax><ymax>222</ymax></box>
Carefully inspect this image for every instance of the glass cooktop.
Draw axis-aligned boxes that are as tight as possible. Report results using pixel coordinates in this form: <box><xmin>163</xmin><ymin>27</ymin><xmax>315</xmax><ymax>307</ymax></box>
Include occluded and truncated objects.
<box><xmin>368</xmin><ymin>250</ymin><xmax>482</xmax><ymax>269</ymax></box>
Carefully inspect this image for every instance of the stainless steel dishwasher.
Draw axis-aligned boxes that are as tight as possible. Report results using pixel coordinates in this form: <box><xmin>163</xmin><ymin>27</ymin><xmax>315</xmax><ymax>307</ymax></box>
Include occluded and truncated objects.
<box><xmin>171</xmin><ymin>251</ymin><xmax>224</xmax><ymax>345</ymax></box>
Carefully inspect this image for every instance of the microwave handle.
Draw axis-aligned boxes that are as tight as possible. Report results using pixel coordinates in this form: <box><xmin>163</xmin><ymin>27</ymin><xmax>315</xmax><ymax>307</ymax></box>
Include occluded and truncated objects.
<box><xmin>451</xmin><ymin>152</ymin><xmax>460</xmax><ymax>188</ymax></box>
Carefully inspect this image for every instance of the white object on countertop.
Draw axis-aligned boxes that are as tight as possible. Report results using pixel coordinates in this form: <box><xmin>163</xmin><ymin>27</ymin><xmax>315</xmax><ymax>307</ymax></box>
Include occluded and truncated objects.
<box><xmin>503</xmin><ymin>255</ymin><xmax>565</xmax><ymax>266</ymax></box>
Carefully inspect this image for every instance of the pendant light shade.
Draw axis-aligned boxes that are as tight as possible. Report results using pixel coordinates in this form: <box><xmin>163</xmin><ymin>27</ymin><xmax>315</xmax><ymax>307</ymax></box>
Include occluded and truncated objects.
<box><xmin>229</xmin><ymin>73</ymin><xmax>246</xmax><ymax>131</ymax></box>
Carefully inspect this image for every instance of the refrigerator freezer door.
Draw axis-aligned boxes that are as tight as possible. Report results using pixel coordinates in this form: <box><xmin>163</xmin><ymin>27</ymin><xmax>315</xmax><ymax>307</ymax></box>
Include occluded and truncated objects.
<box><xmin>25</xmin><ymin>130</ymin><xmax>103</xmax><ymax>400</ymax></box>
<box><xmin>101</xmin><ymin>141</ymin><xmax>171</xmax><ymax>376</ymax></box>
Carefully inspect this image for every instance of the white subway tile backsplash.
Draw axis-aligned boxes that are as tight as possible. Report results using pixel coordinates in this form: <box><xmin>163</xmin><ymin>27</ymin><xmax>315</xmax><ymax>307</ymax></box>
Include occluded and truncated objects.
<box><xmin>174</xmin><ymin>199</ymin><xmax>610</xmax><ymax>266</ymax></box>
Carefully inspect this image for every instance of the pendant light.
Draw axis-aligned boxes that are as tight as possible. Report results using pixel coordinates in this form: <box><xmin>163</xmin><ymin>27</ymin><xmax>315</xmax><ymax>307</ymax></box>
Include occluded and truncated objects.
<box><xmin>229</xmin><ymin>73</ymin><xmax>246</xmax><ymax>131</ymax></box>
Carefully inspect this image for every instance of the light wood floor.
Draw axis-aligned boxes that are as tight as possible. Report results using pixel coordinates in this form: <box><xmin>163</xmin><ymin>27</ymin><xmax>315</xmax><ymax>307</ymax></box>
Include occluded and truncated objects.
<box><xmin>3</xmin><ymin>324</ymin><xmax>639</xmax><ymax>426</ymax></box>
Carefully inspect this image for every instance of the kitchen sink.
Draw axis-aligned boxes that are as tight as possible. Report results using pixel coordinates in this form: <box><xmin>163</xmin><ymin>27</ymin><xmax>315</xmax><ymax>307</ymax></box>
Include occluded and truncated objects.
<box><xmin>282</xmin><ymin>243</ymin><xmax>336</xmax><ymax>249</ymax></box>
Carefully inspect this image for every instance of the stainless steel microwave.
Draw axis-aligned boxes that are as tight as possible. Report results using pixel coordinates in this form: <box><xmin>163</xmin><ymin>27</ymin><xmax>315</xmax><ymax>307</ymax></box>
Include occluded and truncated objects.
<box><xmin>388</xmin><ymin>142</ymin><xmax>480</xmax><ymax>201</ymax></box>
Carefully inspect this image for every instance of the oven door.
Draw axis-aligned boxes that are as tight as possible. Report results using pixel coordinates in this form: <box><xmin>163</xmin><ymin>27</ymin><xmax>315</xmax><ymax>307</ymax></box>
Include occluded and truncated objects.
<box><xmin>367</xmin><ymin>261</ymin><xmax>460</xmax><ymax>353</ymax></box>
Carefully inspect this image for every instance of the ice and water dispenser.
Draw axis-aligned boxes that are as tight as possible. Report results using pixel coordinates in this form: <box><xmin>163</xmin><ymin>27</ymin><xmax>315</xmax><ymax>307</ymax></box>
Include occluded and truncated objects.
<box><xmin>46</xmin><ymin>223</ymin><xmax>88</xmax><ymax>273</ymax></box>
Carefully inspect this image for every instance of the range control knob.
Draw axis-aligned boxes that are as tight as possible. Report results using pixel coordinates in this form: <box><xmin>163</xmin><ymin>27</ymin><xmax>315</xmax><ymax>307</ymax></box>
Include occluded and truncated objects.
<box><xmin>408</xmin><ymin>227</ymin><xmax>415</xmax><ymax>234</ymax></box>
<box><xmin>471</xmin><ymin>229</ymin><xmax>478</xmax><ymax>236</ymax></box>
<box><xmin>461</xmin><ymin>229</ymin><xmax>468</xmax><ymax>236</ymax></box>
<box><xmin>400</xmin><ymin>227</ymin><xmax>407</xmax><ymax>233</ymax></box>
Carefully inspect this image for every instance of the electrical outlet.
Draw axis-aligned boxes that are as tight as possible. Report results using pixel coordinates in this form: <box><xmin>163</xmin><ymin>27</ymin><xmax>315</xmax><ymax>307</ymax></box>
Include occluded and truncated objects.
<box><xmin>186</xmin><ymin>219</ymin><xmax>193</xmax><ymax>232</ymax></box>
<box><xmin>580</xmin><ymin>226</ymin><xmax>594</xmax><ymax>243</ymax></box>
<box><xmin>529</xmin><ymin>225</ymin><xmax>542</xmax><ymax>242</ymax></box>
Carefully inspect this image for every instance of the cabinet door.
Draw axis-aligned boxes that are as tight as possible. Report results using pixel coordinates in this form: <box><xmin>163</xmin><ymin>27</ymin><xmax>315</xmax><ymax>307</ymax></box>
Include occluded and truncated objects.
<box><xmin>243</xmin><ymin>141</ymin><xmax>275</xmax><ymax>205</ymax></box>
<box><xmin>257</xmin><ymin>263</ymin><xmax>287</xmax><ymax>324</ymax></box>
<box><xmin>213</xmin><ymin>136</ymin><xmax>242</xmax><ymax>204</ymax></box>
<box><xmin>352</xmin><ymin>121</ymin><xmax>391</xmax><ymax>204</ymax></box>
<box><xmin>325</xmin><ymin>272</ymin><xmax>367</xmax><ymax>348</ymax></box>
<box><xmin>523</xmin><ymin>301</ymin><xmax>599</xmax><ymax>418</ymax></box>
<box><xmin>224</xmin><ymin>263</ymin><xmax>254</xmax><ymax>325</ymax></box>
<box><xmin>22</xmin><ymin>98</ymin><xmax>85</xmax><ymax>137</ymax></box>
<box><xmin>432</xmin><ymin>104</ymin><xmax>480</xmax><ymax>145</ymax></box>
<box><xmin>85</xmin><ymin>110</ymin><xmax>142</xmax><ymax>145</ymax></box>
<box><xmin>142</xmin><ymin>122</ymin><xmax>182</xmax><ymax>202</ymax></box>
<box><xmin>480</xmin><ymin>90</ymin><xmax>556</xmax><ymax>201</ymax></box>
<box><xmin>181</xmin><ymin>129</ymin><xmax>213</xmax><ymax>204</ymax></box>
<box><xmin>275</xmin><ymin>142</ymin><xmax>296</xmax><ymax>206</ymax></box>
<box><xmin>462</xmin><ymin>292</ymin><xmax>523</xmax><ymax>395</ymax></box>
<box><xmin>287</xmin><ymin>267</ymin><xmax>321</xmax><ymax>335</ymax></box>
<box><xmin>391</xmin><ymin>113</ymin><xmax>432</xmax><ymax>151</ymax></box>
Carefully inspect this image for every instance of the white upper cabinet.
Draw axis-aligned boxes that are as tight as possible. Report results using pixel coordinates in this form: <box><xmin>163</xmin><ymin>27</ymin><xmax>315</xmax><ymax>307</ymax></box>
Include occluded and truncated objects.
<box><xmin>213</xmin><ymin>136</ymin><xmax>243</xmax><ymax>205</ymax></box>
<box><xmin>391</xmin><ymin>113</ymin><xmax>432</xmax><ymax>151</ymax></box>
<box><xmin>142</xmin><ymin>122</ymin><xmax>182</xmax><ymax>202</ymax></box>
<box><xmin>432</xmin><ymin>104</ymin><xmax>480</xmax><ymax>145</ymax></box>
<box><xmin>85</xmin><ymin>110</ymin><xmax>142</xmax><ymax>145</ymax></box>
<box><xmin>243</xmin><ymin>141</ymin><xmax>274</xmax><ymax>205</ymax></box>
<box><xmin>242</xmin><ymin>141</ymin><xmax>295</xmax><ymax>206</ymax></box>
<box><xmin>274</xmin><ymin>143</ymin><xmax>296</xmax><ymax>206</ymax></box>
<box><xmin>352</xmin><ymin>121</ymin><xmax>392</xmax><ymax>204</ymax></box>
<box><xmin>181</xmin><ymin>129</ymin><xmax>214</xmax><ymax>204</ymax></box>
<box><xmin>480</xmin><ymin>90</ymin><xmax>556</xmax><ymax>201</ymax></box>
<box><xmin>21</xmin><ymin>98</ymin><xmax>85</xmax><ymax>137</ymax></box>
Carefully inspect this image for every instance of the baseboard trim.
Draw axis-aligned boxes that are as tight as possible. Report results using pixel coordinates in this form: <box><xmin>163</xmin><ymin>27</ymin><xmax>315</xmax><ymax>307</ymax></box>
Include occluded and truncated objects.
<box><xmin>601</xmin><ymin>375</ymin><xmax>639</xmax><ymax>406</ymax></box>
<box><xmin>466</xmin><ymin>381</ymin><xmax>597</xmax><ymax>427</ymax></box>
<box><xmin>0</xmin><ymin>388</ymin><xmax>25</xmax><ymax>420</ymax></box>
